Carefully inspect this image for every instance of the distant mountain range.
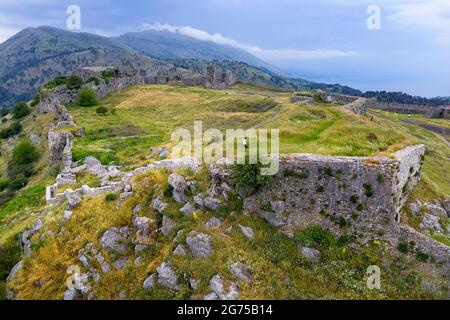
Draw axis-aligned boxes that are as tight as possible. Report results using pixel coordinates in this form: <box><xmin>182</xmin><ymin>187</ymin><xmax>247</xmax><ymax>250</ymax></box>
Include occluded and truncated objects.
<box><xmin>0</xmin><ymin>26</ymin><xmax>447</xmax><ymax>107</ymax></box>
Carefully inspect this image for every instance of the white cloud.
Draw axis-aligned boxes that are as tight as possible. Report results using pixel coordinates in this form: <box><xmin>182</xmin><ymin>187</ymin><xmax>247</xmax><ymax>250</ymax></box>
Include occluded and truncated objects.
<box><xmin>143</xmin><ymin>22</ymin><xmax>357</xmax><ymax>61</ymax></box>
<box><xmin>387</xmin><ymin>0</ymin><xmax>450</xmax><ymax>44</ymax></box>
<box><xmin>0</xmin><ymin>27</ymin><xmax>20</xmax><ymax>43</ymax></box>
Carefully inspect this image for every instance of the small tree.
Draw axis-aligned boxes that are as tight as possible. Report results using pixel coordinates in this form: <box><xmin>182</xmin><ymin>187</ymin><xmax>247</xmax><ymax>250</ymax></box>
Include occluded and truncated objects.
<box><xmin>13</xmin><ymin>139</ymin><xmax>39</xmax><ymax>165</ymax></box>
<box><xmin>96</xmin><ymin>106</ymin><xmax>108</xmax><ymax>115</ymax></box>
<box><xmin>13</xmin><ymin>102</ymin><xmax>31</xmax><ymax>119</ymax></box>
<box><xmin>66</xmin><ymin>75</ymin><xmax>84</xmax><ymax>89</ymax></box>
<box><xmin>77</xmin><ymin>88</ymin><xmax>98</xmax><ymax>107</ymax></box>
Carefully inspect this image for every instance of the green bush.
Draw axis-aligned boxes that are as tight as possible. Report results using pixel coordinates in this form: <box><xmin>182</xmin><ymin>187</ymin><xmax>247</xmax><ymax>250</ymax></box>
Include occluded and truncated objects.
<box><xmin>77</xmin><ymin>88</ymin><xmax>98</xmax><ymax>107</ymax></box>
<box><xmin>8</xmin><ymin>177</ymin><xmax>28</xmax><ymax>191</ymax></box>
<box><xmin>0</xmin><ymin>179</ymin><xmax>10</xmax><ymax>192</ymax></box>
<box><xmin>12</xmin><ymin>139</ymin><xmax>39</xmax><ymax>165</ymax></box>
<box><xmin>0</xmin><ymin>122</ymin><xmax>22</xmax><ymax>139</ymax></box>
<box><xmin>66</xmin><ymin>75</ymin><xmax>84</xmax><ymax>89</ymax></box>
<box><xmin>105</xmin><ymin>193</ymin><xmax>118</xmax><ymax>202</ymax></box>
<box><xmin>294</xmin><ymin>225</ymin><xmax>333</xmax><ymax>249</ymax></box>
<box><xmin>363</xmin><ymin>183</ymin><xmax>373</xmax><ymax>197</ymax></box>
<box><xmin>232</xmin><ymin>158</ymin><xmax>273</xmax><ymax>195</ymax></box>
<box><xmin>43</xmin><ymin>77</ymin><xmax>67</xmax><ymax>90</ymax></box>
<box><xmin>12</xmin><ymin>102</ymin><xmax>31</xmax><ymax>119</ymax></box>
<box><xmin>86</xmin><ymin>77</ymin><xmax>100</xmax><ymax>86</ymax></box>
<box><xmin>96</xmin><ymin>106</ymin><xmax>108</xmax><ymax>115</ymax></box>
<box><xmin>30</xmin><ymin>94</ymin><xmax>40</xmax><ymax>107</ymax></box>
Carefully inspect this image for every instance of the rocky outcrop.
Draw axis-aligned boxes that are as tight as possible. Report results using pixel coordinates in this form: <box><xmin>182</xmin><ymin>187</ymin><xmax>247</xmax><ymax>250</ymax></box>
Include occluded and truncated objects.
<box><xmin>186</xmin><ymin>231</ymin><xmax>213</xmax><ymax>259</ymax></box>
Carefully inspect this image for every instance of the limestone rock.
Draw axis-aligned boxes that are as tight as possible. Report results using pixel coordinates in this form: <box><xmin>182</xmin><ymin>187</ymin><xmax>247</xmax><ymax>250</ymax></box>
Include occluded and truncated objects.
<box><xmin>299</xmin><ymin>246</ymin><xmax>322</xmax><ymax>264</ymax></box>
<box><xmin>209</xmin><ymin>275</ymin><xmax>239</xmax><ymax>300</ymax></box>
<box><xmin>143</xmin><ymin>274</ymin><xmax>155</xmax><ymax>290</ymax></box>
<box><xmin>230</xmin><ymin>262</ymin><xmax>252</xmax><ymax>284</ymax></box>
<box><xmin>157</xmin><ymin>262</ymin><xmax>180</xmax><ymax>291</ymax></box>
<box><xmin>259</xmin><ymin>211</ymin><xmax>286</xmax><ymax>227</ymax></box>
<box><xmin>68</xmin><ymin>195</ymin><xmax>82</xmax><ymax>210</ymax></box>
<box><xmin>168</xmin><ymin>173</ymin><xmax>189</xmax><ymax>192</ymax></box>
<box><xmin>204</xmin><ymin>292</ymin><xmax>219</xmax><ymax>300</ymax></box>
<box><xmin>425</xmin><ymin>204</ymin><xmax>447</xmax><ymax>218</ymax></box>
<box><xmin>186</xmin><ymin>231</ymin><xmax>213</xmax><ymax>259</ymax></box>
<box><xmin>271</xmin><ymin>200</ymin><xmax>286</xmax><ymax>213</ymax></box>
<box><xmin>173</xmin><ymin>190</ymin><xmax>188</xmax><ymax>204</ymax></box>
<box><xmin>152</xmin><ymin>198</ymin><xmax>168</xmax><ymax>214</ymax></box>
<box><xmin>194</xmin><ymin>193</ymin><xmax>205</xmax><ymax>208</ymax></box>
<box><xmin>180</xmin><ymin>202</ymin><xmax>196</xmax><ymax>217</ymax></box>
<box><xmin>114</xmin><ymin>257</ymin><xmax>129</xmax><ymax>270</ymax></box>
<box><xmin>173</xmin><ymin>244</ymin><xmax>188</xmax><ymax>257</ymax></box>
<box><xmin>443</xmin><ymin>199</ymin><xmax>450</xmax><ymax>216</ymax></box>
<box><xmin>204</xmin><ymin>197</ymin><xmax>221</xmax><ymax>211</ymax></box>
<box><xmin>190</xmin><ymin>278</ymin><xmax>201</xmax><ymax>290</ymax></box>
<box><xmin>63</xmin><ymin>289</ymin><xmax>82</xmax><ymax>301</ymax></box>
<box><xmin>238</xmin><ymin>225</ymin><xmax>255</xmax><ymax>241</ymax></box>
<box><xmin>161</xmin><ymin>216</ymin><xmax>177</xmax><ymax>237</ymax></box>
<box><xmin>6</xmin><ymin>260</ymin><xmax>23</xmax><ymax>283</ymax></box>
<box><xmin>205</xmin><ymin>217</ymin><xmax>222</xmax><ymax>230</ymax></box>
<box><xmin>420</xmin><ymin>214</ymin><xmax>443</xmax><ymax>233</ymax></box>
<box><xmin>100</xmin><ymin>227</ymin><xmax>130</xmax><ymax>255</ymax></box>
<box><xmin>409</xmin><ymin>202</ymin><xmax>421</xmax><ymax>216</ymax></box>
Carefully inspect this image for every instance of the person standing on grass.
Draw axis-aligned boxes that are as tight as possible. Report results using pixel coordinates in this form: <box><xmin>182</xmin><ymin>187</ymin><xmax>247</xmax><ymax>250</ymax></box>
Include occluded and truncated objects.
<box><xmin>242</xmin><ymin>137</ymin><xmax>249</xmax><ymax>150</ymax></box>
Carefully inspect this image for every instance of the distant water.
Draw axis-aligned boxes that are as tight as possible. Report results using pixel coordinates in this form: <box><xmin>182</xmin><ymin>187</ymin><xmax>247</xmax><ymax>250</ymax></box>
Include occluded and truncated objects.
<box><xmin>284</xmin><ymin>68</ymin><xmax>450</xmax><ymax>98</ymax></box>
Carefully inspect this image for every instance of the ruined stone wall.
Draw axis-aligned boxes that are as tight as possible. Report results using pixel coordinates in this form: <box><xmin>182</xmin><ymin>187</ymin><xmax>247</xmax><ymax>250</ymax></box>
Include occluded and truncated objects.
<box><xmin>211</xmin><ymin>145</ymin><xmax>425</xmax><ymax>243</ymax></box>
<box><xmin>366</xmin><ymin>100</ymin><xmax>450</xmax><ymax>119</ymax></box>
<box><xmin>320</xmin><ymin>93</ymin><xmax>359</xmax><ymax>105</ymax></box>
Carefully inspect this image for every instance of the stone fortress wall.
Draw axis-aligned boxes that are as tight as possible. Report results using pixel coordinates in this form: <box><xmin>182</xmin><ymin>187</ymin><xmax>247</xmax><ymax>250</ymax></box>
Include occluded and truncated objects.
<box><xmin>39</xmin><ymin>67</ymin><xmax>449</xmax><ymax>267</ymax></box>
<box><xmin>320</xmin><ymin>92</ymin><xmax>450</xmax><ymax>120</ymax></box>
<box><xmin>210</xmin><ymin>145</ymin><xmax>449</xmax><ymax>265</ymax></box>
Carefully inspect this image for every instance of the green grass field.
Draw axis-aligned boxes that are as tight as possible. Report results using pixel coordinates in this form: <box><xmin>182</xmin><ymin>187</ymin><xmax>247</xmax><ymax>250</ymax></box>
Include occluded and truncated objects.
<box><xmin>69</xmin><ymin>85</ymin><xmax>409</xmax><ymax>163</ymax></box>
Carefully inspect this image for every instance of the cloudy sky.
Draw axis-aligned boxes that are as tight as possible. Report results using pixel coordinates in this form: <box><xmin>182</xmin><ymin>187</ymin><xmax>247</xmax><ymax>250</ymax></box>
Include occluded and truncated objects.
<box><xmin>1</xmin><ymin>0</ymin><xmax>450</xmax><ymax>97</ymax></box>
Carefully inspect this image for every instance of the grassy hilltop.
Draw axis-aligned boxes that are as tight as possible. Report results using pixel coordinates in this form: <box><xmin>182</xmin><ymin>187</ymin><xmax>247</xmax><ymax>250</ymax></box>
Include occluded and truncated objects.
<box><xmin>0</xmin><ymin>83</ymin><xmax>449</xmax><ymax>300</ymax></box>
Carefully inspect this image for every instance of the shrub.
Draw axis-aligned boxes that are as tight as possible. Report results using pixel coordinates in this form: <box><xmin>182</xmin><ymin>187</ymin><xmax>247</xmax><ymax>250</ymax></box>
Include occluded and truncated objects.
<box><xmin>367</xmin><ymin>132</ymin><xmax>378</xmax><ymax>142</ymax></box>
<box><xmin>8</xmin><ymin>177</ymin><xmax>28</xmax><ymax>191</ymax></box>
<box><xmin>105</xmin><ymin>193</ymin><xmax>117</xmax><ymax>202</ymax></box>
<box><xmin>30</xmin><ymin>94</ymin><xmax>40</xmax><ymax>107</ymax></box>
<box><xmin>0</xmin><ymin>108</ymin><xmax>10</xmax><ymax>118</ymax></box>
<box><xmin>295</xmin><ymin>225</ymin><xmax>333</xmax><ymax>249</ymax></box>
<box><xmin>323</xmin><ymin>166</ymin><xmax>333</xmax><ymax>176</ymax></box>
<box><xmin>232</xmin><ymin>157</ymin><xmax>273</xmax><ymax>195</ymax></box>
<box><xmin>363</xmin><ymin>183</ymin><xmax>373</xmax><ymax>197</ymax></box>
<box><xmin>377</xmin><ymin>174</ymin><xmax>385</xmax><ymax>184</ymax></box>
<box><xmin>0</xmin><ymin>122</ymin><xmax>22</xmax><ymax>139</ymax></box>
<box><xmin>259</xmin><ymin>200</ymin><xmax>272</xmax><ymax>211</ymax></box>
<box><xmin>66</xmin><ymin>75</ymin><xmax>84</xmax><ymax>89</ymax></box>
<box><xmin>398</xmin><ymin>242</ymin><xmax>410</xmax><ymax>254</ymax></box>
<box><xmin>284</xmin><ymin>169</ymin><xmax>309</xmax><ymax>179</ymax></box>
<box><xmin>96</xmin><ymin>106</ymin><xmax>108</xmax><ymax>115</ymax></box>
<box><xmin>356</xmin><ymin>203</ymin><xmax>364</xmax><ymax>212</ymax></box>
<box><xmin>416</xmin><ymin>251</ymin><xmax>430</xmax><ymax>262</ymax></box>
<box><xmin>316</xmin><ymin>185</ymin><xmax>325</xmax><ymax>193</ymax></box>
<box><xmin>337</xmin><ymin>235</ymin><xmax>350</xmax><ymax>247</ymax></box>
<box><xmin>12</xmin><ymin>139</ymin><xmax>39</xmax><ymax>165</ymax></box>
<box><xmin>77</xmin><ymin>88</ymin><xmax>98</xmax><ymax>107</ymax></box>
<box><xmin>44</xmin><ymin>77</ymin><xmax>67</xmax><ymax>90</ymax></box>
<box><xmin>86</xmin><ymin>77</ymin><xmax>100</xmax><ymax>86</ymax></box>
<box><xmin>350</xmin><ymin>195</ymin><xmax>358</xmax><ymax>204</ymax></box>
<box><xmin>12</xmin><ymin>102</ymin><xmax>31</xmax><ymax>119</ymax></box>
<box><xmin>0</xmin><ymin>179</ymin><xmax>10</xmax><ymax>192</ymax></box>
